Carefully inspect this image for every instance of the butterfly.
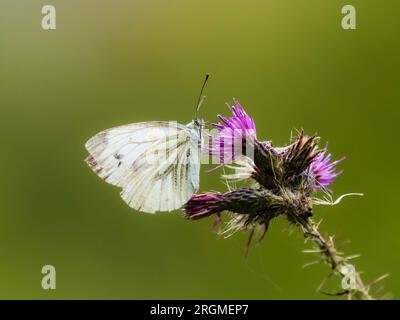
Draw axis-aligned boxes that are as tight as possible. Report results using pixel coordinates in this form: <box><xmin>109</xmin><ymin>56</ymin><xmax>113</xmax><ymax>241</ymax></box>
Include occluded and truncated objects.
<box><xmin>85</xmin><ymin>75</ymin><xmax>209</xmax><ymax>213</ymax></box>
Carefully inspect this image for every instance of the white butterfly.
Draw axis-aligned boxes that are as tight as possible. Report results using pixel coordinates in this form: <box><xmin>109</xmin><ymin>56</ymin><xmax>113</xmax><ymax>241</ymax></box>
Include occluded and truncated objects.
<box><xmin>85</xmin><ymin>76</ymin><xmax>209</xmax><ymax>213</ymax></box>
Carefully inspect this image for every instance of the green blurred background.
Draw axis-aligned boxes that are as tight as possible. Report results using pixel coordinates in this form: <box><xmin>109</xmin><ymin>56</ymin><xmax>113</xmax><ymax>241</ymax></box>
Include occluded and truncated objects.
<box><xmin>0</xmin><ymin>0</ymin><xmax>399</xmax><ymax>299</ymax></box>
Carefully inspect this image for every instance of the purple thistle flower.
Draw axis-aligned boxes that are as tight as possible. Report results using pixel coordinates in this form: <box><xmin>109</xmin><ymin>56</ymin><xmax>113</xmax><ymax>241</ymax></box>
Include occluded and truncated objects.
<box><xmin>181</xmin><ymin>91</ymin><xmax>371</xmax><ymax>297</ymax></box>
<box><xmin>309</xmin><ymin>145</ymin><xmax>344</xmax><ymax>190</ymax></box>
<box><xmin>210</xmin><ymin>99</ymin><xmax>257</xmax><ymax>163</ymax></box>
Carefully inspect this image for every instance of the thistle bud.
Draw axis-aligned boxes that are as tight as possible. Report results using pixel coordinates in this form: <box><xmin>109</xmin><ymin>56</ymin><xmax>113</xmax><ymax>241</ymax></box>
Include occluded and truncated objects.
<box><xmin>183</xmin><ymin>188</ymin><xmax>280</xmax><ymax>220</ymax></box>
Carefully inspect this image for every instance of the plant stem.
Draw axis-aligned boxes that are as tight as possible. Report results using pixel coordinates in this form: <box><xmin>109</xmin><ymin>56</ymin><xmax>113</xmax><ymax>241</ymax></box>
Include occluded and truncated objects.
<box><xmin>295</xmin><ymin>216</ymin><xmax>374</xmax><ymax>300</ymax></box>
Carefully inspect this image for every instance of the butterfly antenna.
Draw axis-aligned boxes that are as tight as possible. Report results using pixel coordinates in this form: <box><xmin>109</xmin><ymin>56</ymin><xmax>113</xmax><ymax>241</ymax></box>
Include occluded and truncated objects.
<box><xmin>195</xmin><ymin>74</ymin><xmax>210</xmax><ymax>117</ymax></box>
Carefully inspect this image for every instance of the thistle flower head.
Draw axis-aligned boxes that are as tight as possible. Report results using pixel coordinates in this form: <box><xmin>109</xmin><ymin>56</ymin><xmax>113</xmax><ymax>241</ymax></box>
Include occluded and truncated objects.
<box><xmin>309</xmin><ymin>145</ymin><xmax>344</xmax><ymax>190</ymax></box>
<box><xmin>188</xmin><ymin>100</ymin><xmax>354</xmax><ymax>238</ymax></box>
<box><xmin>210</xmin><ymin>99</ymin><xmax>257</xmax><ymax>163</ymax></box>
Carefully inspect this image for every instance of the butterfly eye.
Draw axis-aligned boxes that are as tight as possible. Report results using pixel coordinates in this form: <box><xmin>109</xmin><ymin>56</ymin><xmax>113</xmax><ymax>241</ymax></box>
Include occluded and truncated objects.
<box><xmin>195</xmin><ymin>118</ymin><xmax>205</xmax><ymax>127</ymax></box>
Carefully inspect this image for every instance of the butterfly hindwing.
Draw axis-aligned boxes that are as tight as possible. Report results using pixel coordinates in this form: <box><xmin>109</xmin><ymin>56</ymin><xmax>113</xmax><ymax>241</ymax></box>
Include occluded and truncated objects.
<box><xmin>119</xmin><ymin>123</ymin><xmax>201</xmax><ymax>212</ymax></box>
<box><xmin>85</xmin><ymin>121</ymin><xmax>202</xmax><ymax>213</ymax></box>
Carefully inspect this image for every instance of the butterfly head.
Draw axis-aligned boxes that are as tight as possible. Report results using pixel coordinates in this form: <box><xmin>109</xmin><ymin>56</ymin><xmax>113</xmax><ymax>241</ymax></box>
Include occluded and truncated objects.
<box><xmin>194</xmin><ymin>117</ymin><xmax>205</xmax><ymax>129</ymax></box>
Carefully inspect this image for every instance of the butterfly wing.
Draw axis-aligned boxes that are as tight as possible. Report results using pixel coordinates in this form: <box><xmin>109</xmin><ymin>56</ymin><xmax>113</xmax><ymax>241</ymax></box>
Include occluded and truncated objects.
<box><xmin>85</xmin><ymin>121</ymin><xmax>202</xmax><ymax>213</ymax></box>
